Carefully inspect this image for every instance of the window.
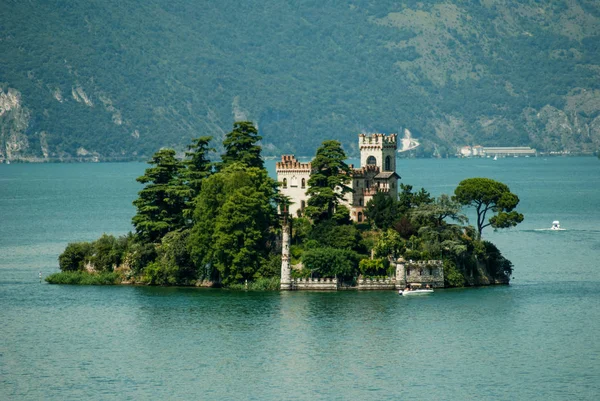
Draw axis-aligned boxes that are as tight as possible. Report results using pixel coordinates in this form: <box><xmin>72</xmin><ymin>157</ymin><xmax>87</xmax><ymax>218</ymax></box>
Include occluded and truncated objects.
<box><xmin>282</xmin><ymin>178</ymin><xmax>287</xmax><ymax>188</ymax></box>
<box><xmin>301</xmin><ymin>178</ymin><xmax>305</xmax><ymax>188</ymax></box>
<box><xmin>419</xmin><ymin>269</ymin><xmax>423</xmax><ymax>276</ymax></box>
<box><xmin>357</xmin><ymin>212</ymin><xmax>363</xmax><ymax>222</ymax></box>
<box><xmin>385</xmin><ymin>156</ymin><xmax>391</xmax><ymax>171</ymax></box>
<box><xmin>359</xmin><ymin>198</ymin><xmax>363</xmax><ymax>206</ymax></box>
<box><xmin>367</xmin><ymin>156</ymin><xmax>376</xmax><ymax>165</ymax></box>
<box><xmin>429</xmin><ymin>267</ymin><xmax>433</xmax><ymax>276</ymax></box>
<box><xmin>407</xmin><ymin>268</ymin><xmax>411</xmax><ymax>276</ymax></box>
<box><xmin>290</xmin><ymin>176</ymin><xmax>298</xmax><ymax>187</ymax></box>
<box><xmin>301</xmin><ymin>200</ymin><xmax>306</xmax><ymax>210</ymax></box>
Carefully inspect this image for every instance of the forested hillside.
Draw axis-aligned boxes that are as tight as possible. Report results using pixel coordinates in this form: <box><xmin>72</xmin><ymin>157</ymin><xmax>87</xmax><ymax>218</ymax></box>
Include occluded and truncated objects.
<box><xmin>2</xmin><ymin>0</ymin><xmax>600</xmax><ymax>161</ymax></box>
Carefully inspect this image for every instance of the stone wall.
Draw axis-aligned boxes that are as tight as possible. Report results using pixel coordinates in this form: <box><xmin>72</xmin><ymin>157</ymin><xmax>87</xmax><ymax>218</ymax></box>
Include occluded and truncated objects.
<box><xmin>395</xmin><ymin>259</ymin><xmax>444</xmax><ymax>288</ymax></box>
<box><xmin>291</xmin><ymin>277</ymin><xmax>338</xmax><ymax>290</ymax></box>
<box><xmin>357</xmin><ymin>277</ymin><xmax>396</xmax><ymax>290</ymax></box>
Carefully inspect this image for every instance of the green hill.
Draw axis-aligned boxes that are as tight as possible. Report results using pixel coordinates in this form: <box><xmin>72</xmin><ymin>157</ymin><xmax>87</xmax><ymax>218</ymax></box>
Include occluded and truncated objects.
<box><xmin>2</xmin><ymin>0</ymin><xmax>600</xmax><ymax>161</ymax></box>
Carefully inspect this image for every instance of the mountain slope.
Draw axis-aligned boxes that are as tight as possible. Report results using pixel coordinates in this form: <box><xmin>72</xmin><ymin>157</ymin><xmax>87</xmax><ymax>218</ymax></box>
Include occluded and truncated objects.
<box><xmin>1</xmin><ymin>0</ymin><xmax>600</xmax><ymax>160</ymax></box>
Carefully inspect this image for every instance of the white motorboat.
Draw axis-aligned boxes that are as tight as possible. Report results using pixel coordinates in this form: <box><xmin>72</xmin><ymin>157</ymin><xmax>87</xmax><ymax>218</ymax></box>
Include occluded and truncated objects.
<box><xmin>551</xmin><ymin>221</ymin><xmax>565</xmax><ymax>231</ymax></box>
<box><xmin>399</xmin><ymin>288</ymin><xmax>434</xmax><ymax>296</ymax></box>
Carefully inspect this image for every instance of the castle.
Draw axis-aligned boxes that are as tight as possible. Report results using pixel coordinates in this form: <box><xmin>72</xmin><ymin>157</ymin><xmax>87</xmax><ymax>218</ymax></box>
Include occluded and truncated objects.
<box><xmin>276</xmin><ymin>133</ymin><xmax>400</xmax><ymax>222</ymax></box>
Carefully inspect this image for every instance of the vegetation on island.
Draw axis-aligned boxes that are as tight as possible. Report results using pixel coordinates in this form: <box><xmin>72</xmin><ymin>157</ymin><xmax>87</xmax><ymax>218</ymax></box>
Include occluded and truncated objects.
<box><xmin>48</xmin><ymin>121</ymin><xmax>522</xmax><ymax>288</ymax></box>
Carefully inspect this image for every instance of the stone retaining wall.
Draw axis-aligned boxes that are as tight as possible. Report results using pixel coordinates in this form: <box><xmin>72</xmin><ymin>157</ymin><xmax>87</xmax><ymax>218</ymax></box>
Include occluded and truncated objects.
<box><xmin>291</xmin><ymin>277</ymin><xmax>338</xmax><ymax>290</ymax></box>
<box><xmin>357</xmin><ymin>278</ymin><xmax>396</xmax><ymax>290</ymax></box>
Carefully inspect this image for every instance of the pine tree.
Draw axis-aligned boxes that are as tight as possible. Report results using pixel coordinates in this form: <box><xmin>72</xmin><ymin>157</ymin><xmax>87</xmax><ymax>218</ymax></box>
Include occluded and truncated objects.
<box><xmin>220</xmin><ymin>121</ymin><xmax>263</xmax><ymax>169</ymax></box>
<box><xmin>132</xmin><ymin>149</ymin><xmax>187</xmax><ymax>243</ymax></box>
<box><xmin>305</xmin><ymin>140</ymin><xmax>352</xmax><ymax>222</ymax></box>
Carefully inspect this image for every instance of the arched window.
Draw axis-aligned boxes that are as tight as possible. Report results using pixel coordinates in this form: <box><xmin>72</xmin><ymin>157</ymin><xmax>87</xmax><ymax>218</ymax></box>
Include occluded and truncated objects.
<box><xmin>290</xmin><ymin>176</ymin><xmax>298</xmax><ymax>187</ymax></box>
<box><xmin>301</xmin><ymin>200</ymin><xmax>306</xmax><ymax>210</ymax></box>
<box><xmin>367</xmin><ymin>156</ymin><xmax>377</xmax><ymax>165</ymax></box>
<box><xmin>359</xmin><ymin>198</ymin><xmax>363</xmax><ymax>206</ymax></box>
<box><xmin>282</xmin><ymin>178</ymin><xmax>287</xmax><ymax>188</ymax></box>
<box><xmin>301</xmin><ymin>178</ymin><xmax>306</xmax><ymax>188</ymax></box>
<box><xmin>357</xmin><ymin>212</ymin><xmax>363</xmax><ymax>222</ymax></box>
<box><xmin>385</xmin><ymin>156</ymin><xmax>391</xmax><ymax>171</ymax></box>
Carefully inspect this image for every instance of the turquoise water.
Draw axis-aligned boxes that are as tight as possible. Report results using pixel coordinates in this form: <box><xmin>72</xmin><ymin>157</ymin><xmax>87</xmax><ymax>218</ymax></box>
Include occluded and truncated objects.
<box><xmin>1</xmin><ymin>158</ymin><xmax>599</xmax><ymax>400</ymax></box>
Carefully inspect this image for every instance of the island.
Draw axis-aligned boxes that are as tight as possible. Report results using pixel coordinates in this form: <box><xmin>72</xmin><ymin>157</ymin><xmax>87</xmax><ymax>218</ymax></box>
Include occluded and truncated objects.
<box><xmin>47</xmin><ymin>122</ymin><xmax>523</xmax><ymax>290</ymax></box>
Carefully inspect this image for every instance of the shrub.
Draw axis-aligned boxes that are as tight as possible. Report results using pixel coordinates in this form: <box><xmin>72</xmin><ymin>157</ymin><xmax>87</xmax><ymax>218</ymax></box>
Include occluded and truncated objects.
<box><xmin>141</xmin><ymin>261</ymin><xmax>178</xmax><ymax>286</ymax></box>
<box><xmin>302</xmin><ymin>247</ymin><xmax>360</xmax><ymax>279</ymax></box>
<box><xmin>227</xmin><ymin>277</ymin><xmax>280</xmax><ymax>291</ymax></box>
<box><xmin>45</xmin><ymin>271</ymin><xmax>122</xmax><ymax>285</ymax></box>
<box><xmin>59</xmin><ymin>242</ymin><xmax>92</xmax><ymax>271</ymax></box>
<box><xmin>358</xmin><ymin>258</ymin><xmax>389</xmax><ymax>277</ymax></box>
<box><xmin>443</xmin><ymin>260</ymin><xmax>465</xmax><ymax>287</ymax></box>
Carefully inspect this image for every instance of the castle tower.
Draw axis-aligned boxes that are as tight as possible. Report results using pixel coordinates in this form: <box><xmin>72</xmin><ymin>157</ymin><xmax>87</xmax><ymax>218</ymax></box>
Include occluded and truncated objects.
<box><xmin>280</xmin><ymin>214</ymin><xmax>292</xmax><ymax>290</ymax></box>
<box><xmin>359</xmin><ymin>133</ymin><xmax>397</xmax><ymax>172</ymax></box>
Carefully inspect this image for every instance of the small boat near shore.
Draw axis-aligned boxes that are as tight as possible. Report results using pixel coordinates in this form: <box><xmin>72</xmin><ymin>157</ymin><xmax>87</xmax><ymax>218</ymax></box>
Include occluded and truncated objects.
<box><xmin>399</xmin><ymin>288</ymin><xmax>434</xmax><ymax>296</ymax></box>
<box><xmin>399</xmin><ymin>283</ymin><xmax>433</xmax><ymax>296</ymax></box>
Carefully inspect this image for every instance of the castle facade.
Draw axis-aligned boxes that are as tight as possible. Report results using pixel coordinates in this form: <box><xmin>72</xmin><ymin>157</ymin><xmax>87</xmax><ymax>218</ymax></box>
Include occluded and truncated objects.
<box><xmin>276</xmin><ymin>133</ymin><xmax>400</xmax><ymax>222</ymax></box>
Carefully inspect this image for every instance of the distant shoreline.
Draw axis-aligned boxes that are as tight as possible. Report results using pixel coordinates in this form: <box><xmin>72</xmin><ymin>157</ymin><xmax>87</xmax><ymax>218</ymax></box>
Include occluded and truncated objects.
<box><xmin>2</xmin><ymin>152</ymin><xmax>597</xmax><ymax>164</ymax></box>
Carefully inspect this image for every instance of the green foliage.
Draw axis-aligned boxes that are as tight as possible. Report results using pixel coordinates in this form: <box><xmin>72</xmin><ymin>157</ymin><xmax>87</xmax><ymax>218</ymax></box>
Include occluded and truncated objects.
<box><xmin>454</xmin><ymin>178</ymin><xmax>524</xmax><ymax>237</ymax></box>
<box><xmin>58</xmin><ymin>234</ymin><xmax>129</xmax><ymax>273</ymax></box>
<box><xmin>373</xmin><ymin>229</ymin><xmax>404</xmax><ymax>258</ymax></box>
<box><xmin>220</xmin><ymin>122</ymin><xmax>263</xmax><ymax>170</ymax></box>
<box><xmin>89</xmin><ymin>234</ymin><xmax>128</xmax><ymax>272</ymax></box>
<box><xmin>302</xmin><ymin>247</ymin><xmax>361</xmax><ymax>279</ymax></box>
<box><xmin>45</xmin><ymin>271</ymin><xmax>122</xmax><ymax>285</ymax></box>
<box><xmin>183</xmin><ymin>136</ymin><xmax>214</xmax><ymax>220</ymax></box>
<box><xmin>189</xmin><ymin>162</ymin><xmax>279</xmax><ymax>285</ymax></box>
<box><xmin>127</xmin><ymin>241</ymin><xmax>158</xmax><ymax>275</ymax></box>
<box><xmin>482</xmin><ymin>241</ymin><xmax>514</xmax><ymax>278</ymax></box>
<box><xmin>58</xmin><ymin>242</ymin><xmax>92</xmax><ymax>271</ymax></box>
<box><xmin>358</xmin><ymin>258</ymin><xmax>390</xmax><ymax>277</ymax></box>
<box><xmin>141</xmin><ymin>261</ymin><xmax>179</xmax><ymax>286</ymax></box>
<box><xmin>305</xmin><ymin>140</ymin><xmax>352</xmax><ymax>222</ymax></box>
<box><xmin>309</xmin><ymin>220</ymin><xmax>366</xmax><ymax>253</ymax></box>
<box><xmin>226</xmin><ymin>277</ymin><xmax>280</xmax><ymax>291</ymax></box>
<box><xmin>397</xmin><ymin>184</ymin><xmax>434</xmax><ymax>214</ymax></box>
<box><xmin>132</xmin><ymin>149</ymin><xmax>188</xmax><ymax>242</ymax></box>
<box><xmin>365</xmin><ymin>192</ymin><xmax>398</xmax><ymax>230</ymax></box>
<box><xmin>443</xmin><ymin>260</ymin><xmax>465</xmax><ymax>287</ymax></box>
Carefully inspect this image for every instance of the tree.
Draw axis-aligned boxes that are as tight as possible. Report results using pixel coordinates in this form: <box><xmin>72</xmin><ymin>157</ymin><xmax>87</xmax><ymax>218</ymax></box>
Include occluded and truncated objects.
<box><xmin>397</xmin><ymin>184</ymin><xmax>433</xmax><ymax>214</ymax></box>
<box><xmin>219</xmin><ymin>121</ymin><xmax>263</xmax><ymax>170</ymax></box>
<box><xmin>184</xmin><ymin>136</ymin><xmax>214</xmax><ymax>197</ymax></box>
<box><xmin>364</xmin><ymin>191</ymin><xmax>398</xmax><ymax>230</ymax></box>
<box><xmin>132</xmin><ymin>149</ymin><xmax>187</xmax><ymax>243</ymax></box>
<box><xmin>183</xmin><ymin>136</ymin><xmax>214</xmax><ymax>222</ymax></box>
<box><xmin>189</xmin><ymin>163</ymin><xmax>279</xmax><ymax>284</ymax></box>
<box><xmin>59</xmin><ymin>242</ymin><xmax>92</xmax><ymax>271</ymax></box>
<box><xmin>453</xmin><ymin>178</ymin><xmax>524</xmax><ymax>238</ymax></box>
<box><xmin>305</xmin><ymin>140</ymin><xmax>352</xmax><ymax>222</ymax></box>
<box><xmin>410</xmin><ymin>194</ymin><xmax>467</xmax><ymax>228</ymax></box>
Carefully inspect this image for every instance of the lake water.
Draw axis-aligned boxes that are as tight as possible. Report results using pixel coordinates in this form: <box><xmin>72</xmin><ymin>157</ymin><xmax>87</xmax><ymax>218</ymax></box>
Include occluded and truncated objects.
<box><xmin>1</xmin><ymin>157</ymin><xmax>599</xmax><ymax>400</ymax></box>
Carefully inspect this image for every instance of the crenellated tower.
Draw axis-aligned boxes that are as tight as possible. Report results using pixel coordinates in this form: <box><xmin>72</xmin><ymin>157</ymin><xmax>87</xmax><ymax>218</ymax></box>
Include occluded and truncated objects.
<box><xmin>359</xmin><ymin>133</ymin><xmax>397</xmax><ymax>172</ymax></box>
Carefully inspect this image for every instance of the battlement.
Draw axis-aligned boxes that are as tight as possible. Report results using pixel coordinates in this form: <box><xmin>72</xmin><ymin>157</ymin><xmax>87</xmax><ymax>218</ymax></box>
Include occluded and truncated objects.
<box><xmin>359</xmin><ymin>133</ymin><xmax>398</xmax><ymax>146</ymax></box>
<box><xmin>405</xmin><ymin>260</ymin><xmax>443</xmax><ymax>267</ymax></box>
<box><xmin>352</xmin><ymin>165</ymin><xmax>380</xmax><ymax>176</ymax></box>
<box><xmin>276</xmin><ymin>155</ymin><xmax>312</xmax><ymax>171</ymax></box>
<box><xmin>361</xmin><ymin>187</ymin><xmax>390</xmax><ymax>196</ymax></box>
<box><xmin>291</xmin><ymin>277</ymin><xmax>338</xmax><ymax>290</ymax></box>
<box><xmin>357</xmin><ymin>277</ymin><xmax>397</xmax><ymax>290</ymax></box>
